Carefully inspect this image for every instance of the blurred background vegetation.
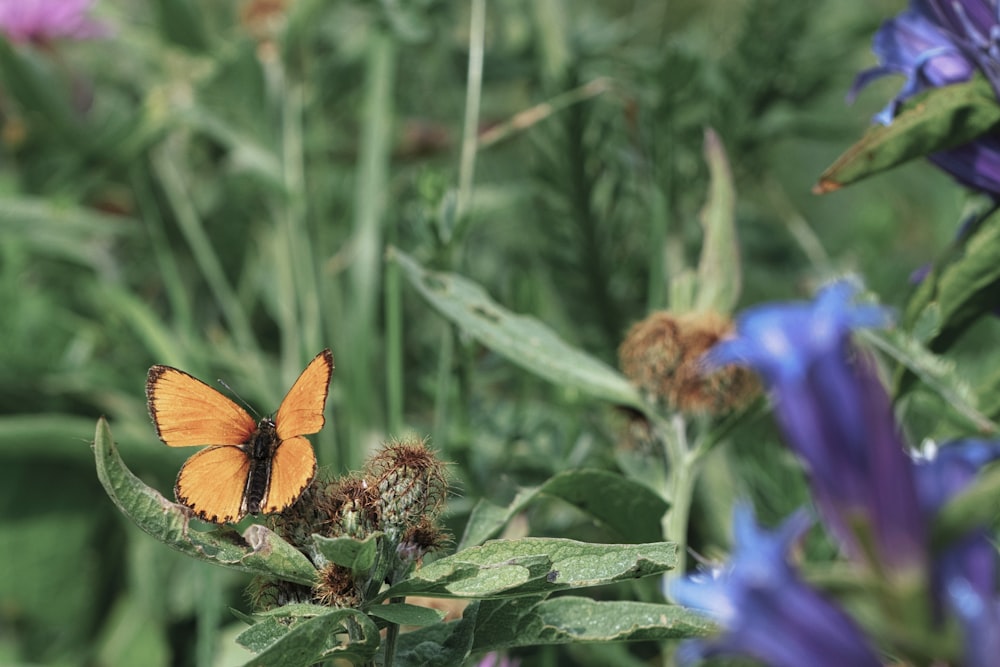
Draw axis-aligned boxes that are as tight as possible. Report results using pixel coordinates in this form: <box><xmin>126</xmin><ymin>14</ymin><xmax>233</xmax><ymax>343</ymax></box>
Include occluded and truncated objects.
<box><xmin>1</xmin><ymin>0</ymin><xmax>988</xmax><ymax>665</ymax></box>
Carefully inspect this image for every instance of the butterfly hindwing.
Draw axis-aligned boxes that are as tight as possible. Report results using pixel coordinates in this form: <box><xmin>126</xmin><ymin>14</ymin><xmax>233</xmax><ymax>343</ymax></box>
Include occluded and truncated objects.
<box><xmin>274</xmin><ymin>349</ymin><xmax>334</xmax><ymax>441</ymax></box>
<box><xmin>175</xmin><ymin>445</ymin><xmax>252</xmax><ymax>523</ymax></box>
<box><xmin>262</xmin><ymin>435</ymin><xmax>317</xmax><ymax>514</ymax></box>
<box><xmin>147</xmin><ymin>366</ymin><xmax>257</xmax><ymax>447</ymax></box>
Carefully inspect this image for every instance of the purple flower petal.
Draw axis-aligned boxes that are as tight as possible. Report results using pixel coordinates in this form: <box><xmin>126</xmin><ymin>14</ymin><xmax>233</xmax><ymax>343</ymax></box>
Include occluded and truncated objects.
<box><xmin>0</xmin><ymin>0</ymin><xmax>112</xmax><ymax>44</ymax></box>
<box><xmin>707</xmin><ymin>281</ymin><xmax>925</xmax><ymax>569</ymax></box>
<box><xmin>669</xmin><ymin>504</ymin><xmax>882</xmax><ymax>667</ymax></box>
<box><xmin>853</xmin><ymin>1</ymin><xmax>1000</xmax><ymax>195</ymax></box>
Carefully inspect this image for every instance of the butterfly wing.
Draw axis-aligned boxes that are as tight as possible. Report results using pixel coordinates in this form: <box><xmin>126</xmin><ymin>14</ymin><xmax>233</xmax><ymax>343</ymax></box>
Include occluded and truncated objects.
<box><xmin>175</xmin><ymin>445</ymin><xmax>251</xmax><ymax>523</ymax></box>
<box><xmin>274</xmin><ymin>349</ymin><xmax>334</xmax><ymax>440</ymax></box>
<box><xmin>147</xmin><ymin>365</ymin><xmax>257</xmax><ymax>447</ymax></box>
<box><xmin>261</xmin><ymin>435</ymin><xmax>317</xmax><ymax>514</ymax></box>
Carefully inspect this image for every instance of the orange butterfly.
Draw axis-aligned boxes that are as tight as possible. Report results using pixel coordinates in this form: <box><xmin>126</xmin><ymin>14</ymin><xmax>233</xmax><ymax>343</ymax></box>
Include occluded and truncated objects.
<box><xmin>146</xmin><ymin>349</ymin><xmax>334</xmax><ymax>524</ymax></box>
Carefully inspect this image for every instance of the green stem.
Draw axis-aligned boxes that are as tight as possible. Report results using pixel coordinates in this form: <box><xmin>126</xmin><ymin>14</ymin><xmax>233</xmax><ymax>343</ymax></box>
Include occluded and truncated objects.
<box><xmin>345</xmin><ymin>27</ymin><xmax>396</xmax><ymax>467</ymax></box>
<box><xmin>655</xmin><ymin>413</ymin><xmax>704</xmax><ymax>595</ymax></box>
<box><xmin>381</xmin><ymin>596</ymin><xmax>405</xmax><ymax>667</ymax></box>
<box><xmin>432</xmin><ymin>324</ymin><xmax>454</xmax><ymax>448</ymax></box>
<box><xmin>150</xmin><ymin>142</ymin><xmax>259</xmax><ymax>357</ymax></box>
<box><xmin>279</xmin><ymin>82</ymin><xmax>324</xmax><ymax>362</ymax></box>
<box><xmin>453</xmin><ymin>0</ymin><xmax>486</xmax><ymax>232</ymax></box>
<box><xmin>385</xmin><ymin>221</ymin><xmax>403</xmax><ymax>436</ymax></box>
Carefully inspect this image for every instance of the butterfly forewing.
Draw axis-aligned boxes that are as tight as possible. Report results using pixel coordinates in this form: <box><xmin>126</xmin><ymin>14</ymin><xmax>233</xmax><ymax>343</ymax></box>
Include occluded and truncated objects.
<box><xmin>175</xmin><ymin>445</ymin><xmax>252</xmax><ymax>523</ymax></box>
<box><xmin>274</xmin><ymin>349</ymin><xmax>334</xmax><ymax>440</ymax></box>
<box><xmin>263</xmin><ymin>435</ymin><xmax>317</xmax><ymax>514</ymax></box>
<box><xmin>147</xmin><ymin>366</ymin><xmax>257</xmax><ymax>447</ymax></box>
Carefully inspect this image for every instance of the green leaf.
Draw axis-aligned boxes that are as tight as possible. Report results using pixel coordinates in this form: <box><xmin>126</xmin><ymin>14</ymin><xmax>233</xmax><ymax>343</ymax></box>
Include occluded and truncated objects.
<box><xmin>858</xmin><ymin>328</ymin><xmax>996</xmax><ymax>433</ymax></box>
<box><xmin>94</xmin><ymin>594</ymin><xmax>170</xmax><ymax>667</ymax></box>
<box><xmin>901</xmin><ymin>207</ymin><xmax>1000</xmax><ymax>362</ymax></box>
<box><xmin>1</xmin><ymin>196</ymin><xmax>135</xmax><ymax>269</ymax></box>
<box><xmin>389</xmin><ymin>247</ymin><xmax>644</xmax><ymax>409</ymax></box>
<box><xmin>0</xmin><ymin>414</ymin><xmax>103</xmax><ymax>463</ymax></box>
<box><xmin>816</xmin><ymin>76</ymin><xmax>1000</xmax><ymax>192</ymax></box>
<box><xmin>313</xmin><ymin>533</ymin><xmax>381</xmax><ymax>573</ymax></box>
<box><xmin>932</xmin><ymin>461</ymin><xmax>1000</xmax><ymax>549</ymax></box>
<box><xmin>367</xmin><ymin>603</ymin><xmax>446</xmax><ymax>627</ymax></box>
<box><xmin>395</xmin><ymin>596</ymin><xmax>714</xmax><ymax>661</ymax></box>
<box><xmin>92</xmin><ymin>418</ymin><xmax>317</xmax><ymax>586</ymax></box>
<box><xmin>458</xmin><ymin>469</ymin><xmax>669</xmax><ymax>549</ymax></box>
<box><xmin>0</xmin><ymin>40</ymin><xmax>82</xmax><ymax>146</ymax></box>
<box><xmin>381</xmin><ymin>537</ymin><xmax>677</xmax><ymax>600</ymax></box>
<box><xmin>236</xmin><ymin>607</ymin><xmax>379</xmax><ymax>666</ymax></box>
<box><xmin>394</xmin><ymin>601</ymin><xmax>482</xmax><ymax>667</ymax></box>
<box><xmin>693</xmin><ymin>128</ymin><xmax>740</xmax><ymax>315</ymax></box>
<box><xmin>497</xmin><ymin>596</ymin><xmax>714</xmax><ymax>647</ymax></box>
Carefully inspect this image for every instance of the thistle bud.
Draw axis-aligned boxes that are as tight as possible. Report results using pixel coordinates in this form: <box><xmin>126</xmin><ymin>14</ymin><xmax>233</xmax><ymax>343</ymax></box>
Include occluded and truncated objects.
<box><xmin>364</xmin><ymin>438</ymin><xmax>449</xmax><ymax>537</ymax></box>
<box><xmin>324</xmin><ymin>476</ymin><xmax>378</xmax><ymax>539</ymax></box>
<box><xmin>397</xmin><ymin>516</ymin><xmax>450</xmax><ymax>567</ymax></box>
<box><xmin>267</xmin><ymin>478</ymin><xmax>332</xmax><ymax>549</ymax></box>
<box><xmin>247</xmin><ymin>576</ymin><xmax>313</xmax><ymax>612</ymax></box>
<box><xmin>313</xmin><ymin>563</ymin><xmax>362</xmax><ymax>608</ymax></box>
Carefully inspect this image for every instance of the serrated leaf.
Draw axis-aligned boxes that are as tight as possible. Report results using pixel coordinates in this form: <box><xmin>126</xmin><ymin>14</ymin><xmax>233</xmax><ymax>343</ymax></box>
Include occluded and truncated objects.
<box><xmin>816</xmin><ymin>76</ymin><xmax>1000</xmax><ymax>192</ymax></box>
<box><xmin>458</xmin><ymin>469</ymin><xmax>669</xmax><ymax>550</ymax></box>
<box><xmin>313</xmin><ymin>533</ymin><xmax>380</xmax><ymax>573</ymax></box>
<box><xmin>858</xmin><ymin>329</ymin><xmax>995</xmax><ymax>433</ymax></box>
<box><xmin>381</xmin><ymin>538</ymin><xmax>677</xmax><ymax>600</ymax></box>
<box><xmin>389</xmin><ymin>247</ymin><xmax>644</xmax><ymax>409</ymax></box>
<box><xmin>93</xmin><ymin>418</ymin><xmax>317</xmax><ymax>586</ymax></box>
<box><xmin>693</xmin><ymin>128</ymin><xmax>740</xmax><ymax>315</ymax></box>
<box><xmin>367</xmin><ymin>602</ymin><xmax>445</xmax><ymax>626</ymax></box>
<box><xmin>237</xmin><ymin>607</ymin><xmax>379</xmax><ymax>666</ymax></box>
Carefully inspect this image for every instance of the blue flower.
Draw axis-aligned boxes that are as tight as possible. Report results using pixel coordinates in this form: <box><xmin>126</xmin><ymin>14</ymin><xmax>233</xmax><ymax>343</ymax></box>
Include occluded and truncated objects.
<box><xmin>706</xmin><ymin>281</ymin><xmax>926</xmax><ymax>570</ymax></box>
<box><xmin>669</xmin><ymin>504</ymin><xmax>882</xmax><ymax>667</ymax></box>
<box><xmin>852</xmin><ymin>1</ymin><xmax>1000</xmax><ymax>196</ymax></box>
<box><xmin>915</xmin><ymin>439</ymin><xmax>1000</xmax><ymax>666</ymax></box>
<box><xmin>702</xmin><ymin>283</ymin><xmax>1000</xmax><ymax>665</ymax></box>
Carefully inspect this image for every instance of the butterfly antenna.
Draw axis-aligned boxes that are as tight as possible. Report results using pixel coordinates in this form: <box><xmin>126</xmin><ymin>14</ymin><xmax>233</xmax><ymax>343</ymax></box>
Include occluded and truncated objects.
<box><xmin>217</xmin><ymin>379</ymin><xmax>261</xmax><ymax>419</ymax></box>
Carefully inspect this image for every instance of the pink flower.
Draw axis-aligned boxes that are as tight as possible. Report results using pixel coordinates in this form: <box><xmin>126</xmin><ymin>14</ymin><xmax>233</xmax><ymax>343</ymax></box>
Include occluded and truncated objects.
<box><xmin>476</xmin><ymin>653</ymin><xmax>520</xmax><ymax>667</ymax></box>
<box><xmin>0</xmin><ymin>0</ymin><xmax>112</xmax><ymax>44</ymax></box>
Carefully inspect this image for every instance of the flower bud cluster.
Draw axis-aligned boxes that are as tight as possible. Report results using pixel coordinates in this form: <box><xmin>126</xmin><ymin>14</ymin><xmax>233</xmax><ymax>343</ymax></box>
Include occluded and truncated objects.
<box><xmin>251</xmin><ymin>437</ymin><xmax>450</xmax><ymax>611</ymax></box>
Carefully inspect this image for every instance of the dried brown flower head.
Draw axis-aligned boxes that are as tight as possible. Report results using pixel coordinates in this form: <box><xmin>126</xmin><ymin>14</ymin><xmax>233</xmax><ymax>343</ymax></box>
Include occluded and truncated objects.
<box><xmin>619</xmin><ymin>310</ymin><xmax>759</xmax><ymax>414</ymax></box>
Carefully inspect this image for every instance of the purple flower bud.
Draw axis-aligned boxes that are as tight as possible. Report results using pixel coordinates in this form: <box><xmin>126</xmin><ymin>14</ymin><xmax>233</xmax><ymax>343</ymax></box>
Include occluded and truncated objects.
<box><xmin>669</xmin><ymin>504</ymin><xmax>881</xmax><ymax>667</ymax></box>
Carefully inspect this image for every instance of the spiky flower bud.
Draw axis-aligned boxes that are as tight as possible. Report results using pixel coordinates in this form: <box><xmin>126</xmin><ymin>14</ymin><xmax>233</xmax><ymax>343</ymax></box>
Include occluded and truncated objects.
<box><xmin>246</xmin><ymin>576</ymin><xmax>313</xmax><ymax>612</ymax></box>
<box><xmin>364</xmin><ymin>438</ymin><xmax>448</xmax><ymax>538</ymax></box>
<box><xmin>313</xmin><ymin>563</ymin><xmax>361</xmax><ymax>608</ymax></box>
<box><xmin>325</xmin><ymin>476</ymin><xmax>378</xmax><ymax>539</ymax></box>
<box><xmin>619</xmin><ymin>310</ymin><xmax>759</xmax><ymax>414</ymax></box>
<box><xmin>267</xmin><ymin>478</ymin><xmax>333</xmax><ymax>549</ymax></box>
<box><xmin>397</xmin><ymin>516</ymin><xmax>450</xmax><ymax>567</ymax></box>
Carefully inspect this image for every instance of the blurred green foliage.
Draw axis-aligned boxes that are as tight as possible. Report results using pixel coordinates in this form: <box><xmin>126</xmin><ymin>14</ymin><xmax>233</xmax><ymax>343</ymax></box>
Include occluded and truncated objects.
<box><xmin>1</xmin><ymin>0</ymin><xmax>991</xmax><ymax>665</ymax></box>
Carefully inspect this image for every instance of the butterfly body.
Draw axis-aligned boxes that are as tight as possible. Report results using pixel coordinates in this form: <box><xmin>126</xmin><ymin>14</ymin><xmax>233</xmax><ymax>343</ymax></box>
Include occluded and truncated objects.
<box><xmin>147</xmin><ymin>350</ymin><xmax>333</xmax><ymax>524</ymax></box>
<box><xmin>241</xmin><ymin>417</ymin><xmax>280</xmax><ymax>515</ymax></box>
